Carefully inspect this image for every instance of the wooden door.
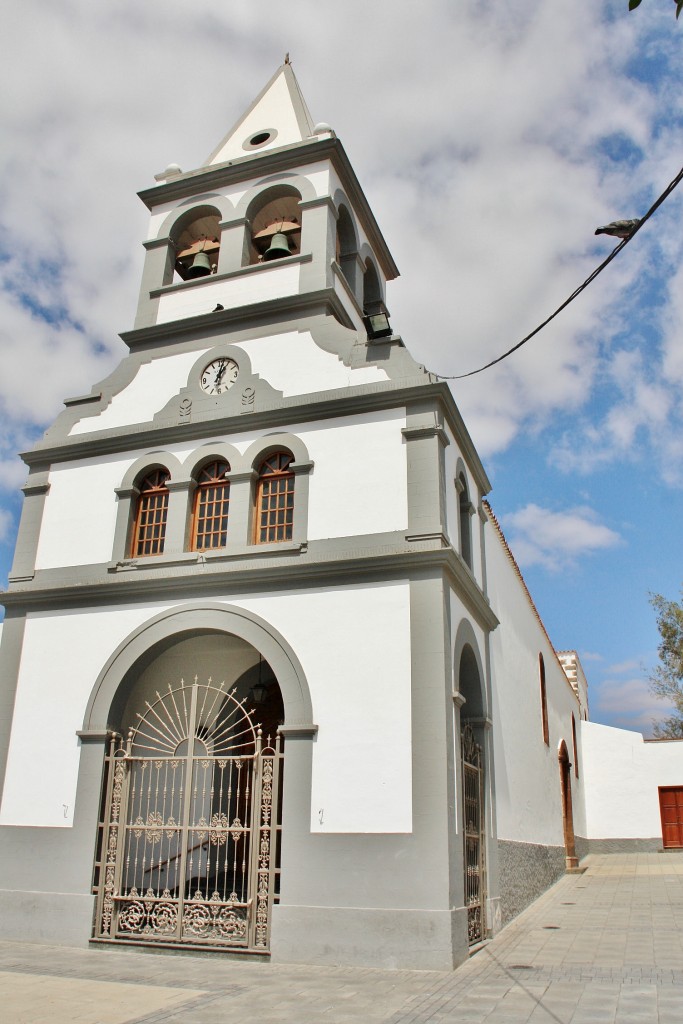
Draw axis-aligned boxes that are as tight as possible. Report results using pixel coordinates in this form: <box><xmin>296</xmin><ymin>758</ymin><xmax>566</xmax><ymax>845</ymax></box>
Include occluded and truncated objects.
<box><xmin>659</xmin><ymin>786</ymin><xmax>683</xmax><ymax>849</ymax></box>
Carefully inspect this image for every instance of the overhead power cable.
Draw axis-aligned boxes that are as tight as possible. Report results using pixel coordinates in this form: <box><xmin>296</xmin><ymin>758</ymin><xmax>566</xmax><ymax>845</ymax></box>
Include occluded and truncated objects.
<box><xmin>431</xmin><ymin>163</ymin><xmax>683</xmax><ymax>381</ymax></box>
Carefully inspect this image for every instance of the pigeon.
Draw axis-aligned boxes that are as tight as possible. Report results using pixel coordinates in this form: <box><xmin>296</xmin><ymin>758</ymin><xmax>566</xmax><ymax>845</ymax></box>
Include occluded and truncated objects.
<box><xmin>595</xmin><ymin>218</ymin><xmax>641</xmax><ymax>239</ymax></box>
<box><xmin>212</xmin><ymin>303</ymin><xmax>224</xmax><ymax>312</ymax></box>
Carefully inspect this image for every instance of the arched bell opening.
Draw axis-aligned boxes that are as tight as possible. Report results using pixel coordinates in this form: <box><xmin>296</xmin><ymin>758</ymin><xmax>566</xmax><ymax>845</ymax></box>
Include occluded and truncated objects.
<box><xmin>171</xmin><ymin>205</ymin><xmax>222</xmax><ymax>282</ymax></box>
<box><xmin>335</xmin><ymin>204</ymin><xmax>359</xmax><ymax>294</ymax></box>
<box><xmin>245</xmin><ymin>186</ymin><xmax>302</xmax><ymax>265</ymax></box>
<box><xmin>362</xmin><ymin>258</ymin><xmax>382</xmax><ymax>311</ymax></box>
<box><xmin>558</xmin><ymin>741</ymin><xmax>579</xmax><ymax>870</ymax></box>
<box><xmin>93</xmin><ymin>630</ymin><xmax>285</xmax><ymax>952</ymax></box>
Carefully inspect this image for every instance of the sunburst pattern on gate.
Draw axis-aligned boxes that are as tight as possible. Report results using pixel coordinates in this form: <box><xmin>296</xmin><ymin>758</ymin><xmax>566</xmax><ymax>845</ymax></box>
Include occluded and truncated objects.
<box><xmin>94</xmin><ymin>677</ymin><xmax>282</xmax><ymax>952</ymax></box>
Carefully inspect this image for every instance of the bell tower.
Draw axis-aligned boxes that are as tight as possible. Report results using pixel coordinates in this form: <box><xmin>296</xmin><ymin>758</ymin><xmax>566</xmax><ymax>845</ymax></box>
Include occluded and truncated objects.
<box><xmin>133</xmin><ymin>60</ymin><xmax>398</xmax><ymax>337</ymax></box>
<box><xmin>0</xmin><ymin>60</ymin><xmax>498</xmax><ymax>972</ymax></box>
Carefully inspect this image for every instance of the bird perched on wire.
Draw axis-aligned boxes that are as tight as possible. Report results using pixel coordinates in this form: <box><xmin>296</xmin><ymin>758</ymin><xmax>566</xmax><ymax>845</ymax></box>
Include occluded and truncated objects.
<box><xmin>595</xmin><ymin>218</ymin><xmax>641</xmax><ymax>239</ymax></box>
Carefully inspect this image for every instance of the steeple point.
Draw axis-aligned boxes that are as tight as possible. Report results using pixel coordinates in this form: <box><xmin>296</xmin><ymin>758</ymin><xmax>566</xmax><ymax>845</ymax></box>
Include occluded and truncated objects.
<box><xmin>203</xmin><ymin>61</ymin><xmax>317</xmax><ymax>167</ymax></box>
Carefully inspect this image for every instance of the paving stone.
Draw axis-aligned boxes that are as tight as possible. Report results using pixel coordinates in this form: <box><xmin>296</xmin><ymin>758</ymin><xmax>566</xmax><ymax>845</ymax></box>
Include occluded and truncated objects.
<box><xmin>1</xmin><ymin>853</ymin><xmax>683</xmax><ymax>1023</ymax></box>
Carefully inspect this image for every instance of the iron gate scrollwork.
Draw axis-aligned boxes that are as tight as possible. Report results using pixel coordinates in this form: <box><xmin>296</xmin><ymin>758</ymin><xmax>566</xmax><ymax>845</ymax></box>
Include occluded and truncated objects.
<box><xmin>94</xmin><ymin>678</ymin><xmax>282</xmax><ymax>952</ymax></box>
<box><xmin>462</xmin><ymin>722</ymin><xmax>486</xmax><ymax>945</ymax></box>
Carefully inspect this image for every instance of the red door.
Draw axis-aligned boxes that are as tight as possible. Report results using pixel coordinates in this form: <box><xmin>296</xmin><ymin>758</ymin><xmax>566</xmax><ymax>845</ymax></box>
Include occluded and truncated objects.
<box><xmin>659</xmin><ymin>787</ymin><xmax>683</xmax><ymax>849</ymax></box>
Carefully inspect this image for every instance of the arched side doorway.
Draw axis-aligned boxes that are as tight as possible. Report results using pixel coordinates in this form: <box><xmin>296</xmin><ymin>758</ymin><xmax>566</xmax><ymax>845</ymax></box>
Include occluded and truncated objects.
<box><xmin>456</xmin><ymin>637</ymin><xmax>488</xmax><ymax>946</ymax></box>
<box><xmin>95</xmin><ymin>676</ymin><xmax>282</xmax><ymax>950</ymax></box>
<box><xmin>558</xmin><ymin>741</ymin><xmax>579</xmax><ymax>870</ymax></box>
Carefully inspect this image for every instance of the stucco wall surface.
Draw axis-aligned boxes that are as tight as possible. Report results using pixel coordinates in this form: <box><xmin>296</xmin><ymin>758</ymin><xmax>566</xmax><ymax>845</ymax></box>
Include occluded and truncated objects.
<box><xmin>580</xmin><ymin>720</ymin><xmax>683</xmax><ymax>840</ymax></box>
<box><xmin>0</xmin><ymin>582</ymin><xmax>412</xmax><ymax>835</ymax></box>
<box><xmin>485</xmin><ymin>520</ymin><xmax>583</xmax><ymax>847</ymax></box>
<box><xmin>70</xmin><ymin>333</ymin><xmax>388</xmax><ymax>438</ymax></box>
<box><xmin>156</xmin><ymin>263</ymin><xmax>301</xmax><ymax>325</ymax></box>
<box><xmin>69</xmin><ymin>349</ymin><xmax>210</xmax><ymax>435</ymax></box>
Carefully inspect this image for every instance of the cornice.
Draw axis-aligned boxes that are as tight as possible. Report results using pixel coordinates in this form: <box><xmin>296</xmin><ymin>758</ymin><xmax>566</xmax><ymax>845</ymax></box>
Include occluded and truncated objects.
<box><xmin>21</xmin><ymin>377</ymin><xmax>434</xmax><ymax>467</ymax></box>
<box><xmin>1</xmin><ymin>538</ymin><xmax>498</xmax><ymax>630</ymax></box>
<box><xmin>20</xmin><ymin>378</ymin><xmax>491</xmax><ymax>500</ymax></box>
<box><xmin>119</xmin><ymin>288</ymin><xmax>351</xmax><ymax>351</ymax></box>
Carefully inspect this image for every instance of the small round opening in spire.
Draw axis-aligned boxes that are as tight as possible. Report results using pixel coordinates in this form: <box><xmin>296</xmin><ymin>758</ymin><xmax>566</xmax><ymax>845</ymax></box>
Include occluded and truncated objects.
<box><xmin>243</xmin><ymin>129</ymin><xmax>278</xmax><ymax>151</ymax></box>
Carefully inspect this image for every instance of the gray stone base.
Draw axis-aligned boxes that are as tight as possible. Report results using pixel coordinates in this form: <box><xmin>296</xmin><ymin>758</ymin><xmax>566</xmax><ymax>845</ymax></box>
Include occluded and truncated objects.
<box><xmin>575</xmin><ymin>836</ymin><xmax>663</xmax><ymax>857</ymax></box>
<box><xmin>497</xmin><ymin>840</ymin><xmax>566</xmax><ymax>925</ymax></box>
<box><xmin>270</xmin><ymin>904</ymin><xmax>469</xmax><ymax>970</ymax></box>
<box><xmin>0</xmin><ymin>889</ymin><xmax>95</xmax><ymax>946</ymax></box>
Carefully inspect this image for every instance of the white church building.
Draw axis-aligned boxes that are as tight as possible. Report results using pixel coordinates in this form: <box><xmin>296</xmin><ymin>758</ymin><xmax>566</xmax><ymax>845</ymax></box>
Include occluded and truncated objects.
<box><xmin>0</xmin><ymin>63</ymin><xmax>680</xmax><ymax>971</ymax></box>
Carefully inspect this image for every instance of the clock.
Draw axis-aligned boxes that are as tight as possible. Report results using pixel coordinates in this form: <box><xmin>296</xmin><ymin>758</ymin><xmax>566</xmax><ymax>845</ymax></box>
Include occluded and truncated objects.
<box><xmin>200</xmin><ymin>357</ymin><xmax>239</xmax><ymax>395</ymax></box>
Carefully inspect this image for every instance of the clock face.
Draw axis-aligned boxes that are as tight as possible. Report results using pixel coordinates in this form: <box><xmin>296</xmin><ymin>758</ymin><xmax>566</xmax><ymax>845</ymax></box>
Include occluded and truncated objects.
<box><xmin>200</xmin><ymin>357</ymin><xmax>239</xmax><ymax>395</ymax></box>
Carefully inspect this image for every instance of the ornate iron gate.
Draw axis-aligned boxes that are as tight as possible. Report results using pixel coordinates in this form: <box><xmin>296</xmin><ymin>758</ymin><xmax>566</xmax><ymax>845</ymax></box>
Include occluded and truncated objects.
<box><xmin>462</xmin><ymin>723</ymin><xmax>486</xmax><ymax>945</ymax></box>
<box><xmin>94</xmin><ymin>678</ymin><xmax>282</xmax><ymax>952</ymax></box>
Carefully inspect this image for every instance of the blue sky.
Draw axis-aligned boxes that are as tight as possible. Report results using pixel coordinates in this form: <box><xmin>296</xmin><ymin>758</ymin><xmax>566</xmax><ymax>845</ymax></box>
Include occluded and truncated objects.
<box><xmin>0</xmin><ymin>0</ymin><xmax>681</xmax><ymax>733</ymax></box>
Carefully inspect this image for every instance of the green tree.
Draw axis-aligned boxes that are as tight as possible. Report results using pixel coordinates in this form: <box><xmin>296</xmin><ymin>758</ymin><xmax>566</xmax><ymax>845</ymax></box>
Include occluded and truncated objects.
<box><xmin>648</xmin><ymin>589</ymin><xmax>683</xmax><ymax>738</ymax></box>
<box><xmin>629</xmin><ymin>0</ymin><xmax>683</xmax><ymax>20</ymax></box>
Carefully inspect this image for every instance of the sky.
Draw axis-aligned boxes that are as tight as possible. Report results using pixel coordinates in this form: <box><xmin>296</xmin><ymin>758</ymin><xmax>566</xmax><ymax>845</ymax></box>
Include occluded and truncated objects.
<box><xmin>1</xmin><ymin>0</ymin><xmax>681</xmax><ymax>734</ymax></box>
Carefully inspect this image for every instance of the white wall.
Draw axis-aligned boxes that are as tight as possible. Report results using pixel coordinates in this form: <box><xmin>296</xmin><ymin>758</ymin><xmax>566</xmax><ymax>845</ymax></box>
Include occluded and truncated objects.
<box><xmin>37</xmin><ymin>408</ymin><xmax>409</xmax><ymax>570</ymax></box>
<box><xmin>70</xmin><ymin>332</ymin><xmax>387</xmax><ymax>438</ymax></box>
<box><xmin>232</xmin><ymin>331</ymin><xmax>387</xmax><ymax>395</ymax></box>
<box><xmin>0</xmin><ymin>582</ymin><xmax>412</xmax><ymax>834</ymax></box>
<box><xmin>581</xmin><ymin>720</ymin><xmax>683</xmax><ymax>840</ymax></box>
<box><xmin>156</xmin><ymin>262</ymin><xmax>301</xmax><ymax>325</ymax></box>
<box><xmin>70</xmin><ymin>349</ymin><xmax>209</xmax><ymax>435</ymax></box>
<box><xmin>485</xmin><ymin>518</ymin><xmax>583</xmax><ymax>848</ymax></box>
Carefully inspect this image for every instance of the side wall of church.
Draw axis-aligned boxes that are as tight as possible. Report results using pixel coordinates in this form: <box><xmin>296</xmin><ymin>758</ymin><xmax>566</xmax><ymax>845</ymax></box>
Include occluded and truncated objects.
<box><xmin>485</xmin><ymin>521</ymin><xmax>583</xmax><ymax>924</ymax></box>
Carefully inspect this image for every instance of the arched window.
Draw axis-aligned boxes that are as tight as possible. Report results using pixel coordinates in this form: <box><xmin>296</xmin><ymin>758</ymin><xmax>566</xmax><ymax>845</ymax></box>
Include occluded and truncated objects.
<box><xmin>191</xmin><ymin>460</ymin><xmax>230</xmax><ymax>550</ymax></box>
<box><xmin>571</xmin><ymin>713</ymin><xmax>579</xmax><ymax>778</ymax></box>
<box><xmin>539</xmin><ymin>653</ymin><xmax>549</xmax><ymax>746</ymax></box>
<box><xmin>457</xmin><ymin>473</ymin><xmax>473</xmax><ymax>570</ymax></box>
<box><xmin>132</xmin><ymin>469</ymin><xmax>170</xmax><ymax>557</ymax></box>
<box><xmin>255</xmin><ymin>452</ymin><xmax>294</xmax><ymax>543</ymax></box>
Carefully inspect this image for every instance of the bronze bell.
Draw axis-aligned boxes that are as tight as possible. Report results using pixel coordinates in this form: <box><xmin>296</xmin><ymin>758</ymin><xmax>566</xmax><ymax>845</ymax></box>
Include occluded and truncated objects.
<box><xmin>185</xmin><ymin>251</ymin><xmax>212</xmax><ymax>278</ymax></box>
<box><xmin>263</xmin><ymin>232</ymin><xmax>291</xmax><ymax>262</ymax></box>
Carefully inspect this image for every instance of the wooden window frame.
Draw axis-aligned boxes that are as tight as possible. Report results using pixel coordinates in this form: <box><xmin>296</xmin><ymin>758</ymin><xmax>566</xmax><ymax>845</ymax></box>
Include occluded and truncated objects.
<box><xmin>571</xmin><ymin>713</ymin><xmax>579</xmax><ymax>778</ymax></box>
<box><xmin>254</xmin><ymin>452</ymin><xmax>295</xmax><ymax>544</ymax></box>
<box><xmin>191</xmin><ymin>460</ymin><xmax>231</xmax><ymax>551</ymax></box>
<box><xmin>539</xmin><ymin>653</ymin><xmax>549</xmax><ymax>746</ymax></box>
<box><xmin>131</xmin><ymin>469</ymin><xmax>170</xmax><ymax>557</ymax></box>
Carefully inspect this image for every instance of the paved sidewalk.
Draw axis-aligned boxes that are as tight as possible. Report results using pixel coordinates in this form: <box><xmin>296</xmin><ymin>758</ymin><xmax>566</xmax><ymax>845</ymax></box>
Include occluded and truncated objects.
<box><xmin>1</xmin><ymin>853</ymin><xmax>682</xmax><ymax>1023</ymax></box>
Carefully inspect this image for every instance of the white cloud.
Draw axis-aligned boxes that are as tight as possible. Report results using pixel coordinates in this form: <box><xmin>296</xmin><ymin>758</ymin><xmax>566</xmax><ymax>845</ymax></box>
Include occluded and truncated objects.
<box><xmin>0</xmin><ymin>1</ymin><xmax>680</xmax><ymax>470</ymax></box>
<box><xmin>592</xmin><ymin>674</ymin><xmax>674</xmax><ymax>737</ymax></box>
<box><xmin>579</xmin><ymin>651</ymin><xmax>604</xmax><ymax>663</ymax></box>
<box><xmin>605</xmin><ymin>659</ymin><xmax>641</xmax><ymax>676</ymax></box>
<box><xmin>502</xmin><ymin>503</ymin><xmax>621</xmax><ymax>571</ymax></box>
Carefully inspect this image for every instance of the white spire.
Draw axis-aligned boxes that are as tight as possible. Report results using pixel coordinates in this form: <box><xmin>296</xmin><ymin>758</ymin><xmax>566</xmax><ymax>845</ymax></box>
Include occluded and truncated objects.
<box><xmin>204</xmin><ymin>60</ymin><xmax>317</xmax><ymax>167</ymax></box>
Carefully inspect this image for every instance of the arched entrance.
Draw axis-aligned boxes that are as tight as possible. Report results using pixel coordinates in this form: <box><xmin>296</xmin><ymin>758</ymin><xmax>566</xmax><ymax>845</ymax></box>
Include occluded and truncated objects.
<box><xmin>558</xmin><ymin>741</ymin><xmax>578</xmax><ymax>870</ymax></box>
<box><xmin>92</xmin><ymin>625</ymin><xmax>288</xmax><ymax>952</ymax></box>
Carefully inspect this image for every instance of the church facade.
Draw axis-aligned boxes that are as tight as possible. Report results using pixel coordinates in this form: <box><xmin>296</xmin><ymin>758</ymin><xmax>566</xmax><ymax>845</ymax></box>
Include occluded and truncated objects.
<box><xmin>0</xmin><ymin>64</ymin><xmax>679</xmax><ymax>971</ymax></box>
